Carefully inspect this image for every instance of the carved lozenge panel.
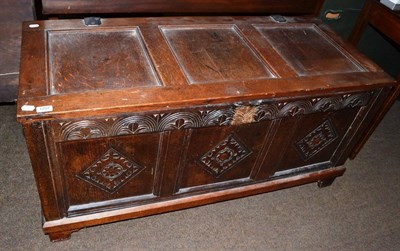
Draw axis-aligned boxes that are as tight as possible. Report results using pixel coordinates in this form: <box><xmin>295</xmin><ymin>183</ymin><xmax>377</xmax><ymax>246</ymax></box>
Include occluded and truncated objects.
<box><xmin>197</xmin><ymin>134</ymin><xmax>252</xmax><ymax>178</ymax></box>
<box><xmin>77</xmin><ymin>148</ymin><xmax>145</xmax><ymax>193</ymax></box>
<box><xmin>295</xmin><ymin>119</ymin><xmax>338</xmax><ymax>160</ymax></box>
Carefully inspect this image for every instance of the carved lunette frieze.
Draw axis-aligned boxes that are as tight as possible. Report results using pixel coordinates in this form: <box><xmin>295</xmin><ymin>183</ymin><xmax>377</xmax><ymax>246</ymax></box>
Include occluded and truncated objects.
<box><xmin>58</xmin><ymin>92</ymin><xmax>373</xmax><ymax>141</ymax></box>
<box><xmin>254</xmin><ymin>92</ymin><xmax>372</xmax><ymax>121</ymax></box>
<box><xmin>59</xmin><ymin>109</ymin><xmax>235</xmax><ymax>141</ymax></box>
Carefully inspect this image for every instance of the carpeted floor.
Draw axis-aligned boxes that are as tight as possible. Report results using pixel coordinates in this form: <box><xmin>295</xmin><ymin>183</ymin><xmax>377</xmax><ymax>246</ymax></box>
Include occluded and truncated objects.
<box><xmin>0</xmin><ymin>102</ymin><xmax>399</xmax><ymax>250</ymax></box>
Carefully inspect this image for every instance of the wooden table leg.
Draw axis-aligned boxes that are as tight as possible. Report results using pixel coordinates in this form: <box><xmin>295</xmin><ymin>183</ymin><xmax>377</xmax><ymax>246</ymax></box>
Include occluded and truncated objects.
<box><xmin>348</xmin><ymin>0</ymin><xmax>373</xmax><ymax>45</ymax></box>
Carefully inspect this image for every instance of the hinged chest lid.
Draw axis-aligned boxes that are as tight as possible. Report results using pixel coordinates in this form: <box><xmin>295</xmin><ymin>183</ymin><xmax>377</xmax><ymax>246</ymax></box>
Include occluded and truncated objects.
<box><xmin>17</xmin><ymin>15</ymin><xmax>394</xmax><ymax>122</ymax></box>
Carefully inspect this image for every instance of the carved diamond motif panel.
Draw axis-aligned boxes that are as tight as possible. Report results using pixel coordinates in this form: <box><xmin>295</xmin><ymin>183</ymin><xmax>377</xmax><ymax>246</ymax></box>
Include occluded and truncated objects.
<box><xmin>295</xmin><ymin>119</ymin><xmax>338</xmax><ymax>160</ymax></box>
<box><xmin>77</xmin><ymin>148</ymin><xmax>145</xmax><ymax>193</ymax></box>
<box><xmin>198</xmin><ymin>134</ymin><xmax>252</xmax><ymax>178</ymax></box>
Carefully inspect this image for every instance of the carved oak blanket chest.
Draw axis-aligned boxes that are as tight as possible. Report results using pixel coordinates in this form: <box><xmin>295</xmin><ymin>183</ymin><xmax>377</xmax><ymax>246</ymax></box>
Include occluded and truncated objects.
<box><xmin>17</xmin><ymin>14</ymin><xmax>399</xmax><ymax>241</ymax></box>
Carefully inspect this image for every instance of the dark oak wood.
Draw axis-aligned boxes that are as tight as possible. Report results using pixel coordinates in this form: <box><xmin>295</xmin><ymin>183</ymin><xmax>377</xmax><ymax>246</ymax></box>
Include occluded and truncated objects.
<box><xmin>17</xmin><ymin>15</ymin><xmax>398</xmax><ymax>241</ymax></box>
<box><xmin>0</xmin><ymin>0</ymin><xmax>33</xmax><ymax>102</ymax></box>
<box><xmin>254</xmin><ymin>24</ymin><xmax>364</xmax><ymax>76</ymax></box>
<box><xmin>161</xmin><ymin>25</ymin><xmax>275</xmax><ymax>83</ymax></box>
<box><xmin>23</xmin><ymin>122</ymin><xmax>63</xmax><ymax>220</ymax></box>
<box><xmin>48</xmin><ymin>29</ymin><xmax>160</xmax><ymax>94</ymax></box>
<box><xmin>41</xmin><ymin>0</ymin><xmax>325</xmax><ymax>15</ymax></box>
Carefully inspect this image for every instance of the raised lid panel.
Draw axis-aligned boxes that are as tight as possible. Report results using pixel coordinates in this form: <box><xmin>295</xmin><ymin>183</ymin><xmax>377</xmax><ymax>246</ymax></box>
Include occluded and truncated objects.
<box><xmin>41</xmin><ymin>0</ymin><xmax>323</xmax><ymax>15</ymax></box>
<box><xmin>161</xmin><ymin>25</ymin><xmax>274</xmax><ymax>84</ymax></box>
<box><xmin>48</xmin><ymin>29</ymin><xmax>160</xmax><ymax>94</ymax></box>
<box><xmin>254</xmin><ymin>25</ymin><xmax>365</xmax><ymax>76</ymax></box>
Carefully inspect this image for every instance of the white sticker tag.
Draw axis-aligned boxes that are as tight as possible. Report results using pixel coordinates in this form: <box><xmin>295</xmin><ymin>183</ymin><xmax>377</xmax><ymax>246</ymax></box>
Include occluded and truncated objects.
<box><xmin>21</xmin><ymin>105</ymin><xmax>36</xmax><ymax>111</ymax></box>
<box><xmin>36</xmin><ymin>105</ymin><xmax>53</xmax><ymax>113</ymax></box>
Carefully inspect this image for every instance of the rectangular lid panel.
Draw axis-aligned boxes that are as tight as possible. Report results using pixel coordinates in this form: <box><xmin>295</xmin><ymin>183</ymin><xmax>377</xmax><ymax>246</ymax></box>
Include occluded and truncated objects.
<box><xmin>48</xmin><ymin>29</ymin><xmax>160</xmax><ymax>94</ymax></box>
<box><xmin>161</xmin><ymin>25</ymin><xmax>275</xmax><ymax>84</ymax></box>
<box><xmin>254</xmin><ymin>24</ymin><xmax>365</xmax><ymax>76</ymax></box>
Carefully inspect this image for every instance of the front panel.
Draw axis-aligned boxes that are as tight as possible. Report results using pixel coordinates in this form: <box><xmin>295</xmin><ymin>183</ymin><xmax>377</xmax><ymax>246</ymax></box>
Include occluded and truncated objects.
<box><xmin>50</xmin><ymin>90</ymin><xmax>378</xmax><ymax>216</ymax></box>
<box><xmin>59</xmin><ymin>133</ymin><xmax>161</xmax><ymax>215</ymax></box>
<box><xmin>174</xmin><ymin>122</ymin><xmax>273</xmax><ymax>194</ymax></box>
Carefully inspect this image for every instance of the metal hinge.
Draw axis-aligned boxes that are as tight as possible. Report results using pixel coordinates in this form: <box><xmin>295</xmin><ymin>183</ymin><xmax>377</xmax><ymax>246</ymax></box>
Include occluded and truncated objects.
<box><xmin>83</xmin><ymin>17</ymin><xmax>102</xmax><ymax>26</ymax></box>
